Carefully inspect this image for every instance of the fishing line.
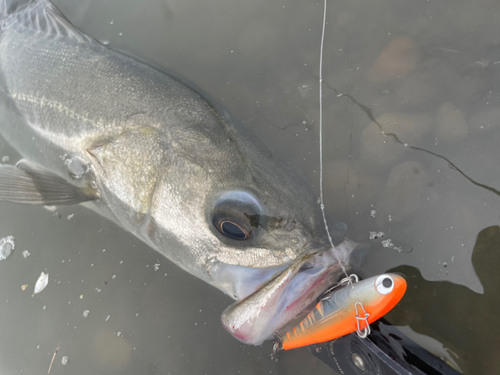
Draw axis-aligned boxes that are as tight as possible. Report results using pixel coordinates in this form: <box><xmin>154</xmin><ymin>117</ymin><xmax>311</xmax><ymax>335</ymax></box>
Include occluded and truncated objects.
<box><xmin>318</xmin><ymin>0</ymin><xmax>349</xmax><ymax>279</ymax></box>
<box><xmin>273</xmin><ymin>5</ymin><xmax>367</xmax><ymax>355</ymax></box>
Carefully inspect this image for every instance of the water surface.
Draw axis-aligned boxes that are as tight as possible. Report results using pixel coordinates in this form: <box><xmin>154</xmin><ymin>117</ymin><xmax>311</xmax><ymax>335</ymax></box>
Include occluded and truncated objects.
<box><xmin>0</xmin><ymin>0</ymin><xmax>499</xmax><ymax>374</ymax></box>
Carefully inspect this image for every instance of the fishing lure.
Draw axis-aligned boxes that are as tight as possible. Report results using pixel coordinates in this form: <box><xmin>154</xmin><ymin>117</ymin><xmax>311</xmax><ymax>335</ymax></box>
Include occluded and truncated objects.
<box><xmin>278</xmin><ymin>273</ymin><xmax>406</xmax><ymax>350</ymax></box>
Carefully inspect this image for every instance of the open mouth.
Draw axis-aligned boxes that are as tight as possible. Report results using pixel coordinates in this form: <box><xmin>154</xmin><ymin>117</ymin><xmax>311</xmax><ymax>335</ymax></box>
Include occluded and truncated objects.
<box><xmin>220</xmin><ymin>240</ymin><xmax>355</xmax><ymax>345</ymax></box>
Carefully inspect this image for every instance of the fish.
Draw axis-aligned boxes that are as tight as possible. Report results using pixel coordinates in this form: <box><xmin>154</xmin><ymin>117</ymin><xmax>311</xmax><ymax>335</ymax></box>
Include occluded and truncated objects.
<box><xmin>278</xmin><ymin>274</ymin><xmax>407</xmax><ymax>350</ymax></box>
<box><xmin>0</xmin><ymin>0</ymin><xmax>367</xmax><ymax>345</ymax></box>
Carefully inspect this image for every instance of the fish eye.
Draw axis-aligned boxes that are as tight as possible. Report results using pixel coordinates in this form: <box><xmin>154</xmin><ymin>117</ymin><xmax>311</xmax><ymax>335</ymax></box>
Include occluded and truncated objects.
<box><xmin>211</xmin><ymin>191</ymin><xmax>261</xmax><ymax>241</ymax></box>
<box><xmin>219</xmin><ymin>220</ymin><xmax>250</xmax><ymax>241</ymax></box>
<box><xmin>375</xmin><ymin>275</ymin><xmax>394</xmax><ymax>295</ymax></box>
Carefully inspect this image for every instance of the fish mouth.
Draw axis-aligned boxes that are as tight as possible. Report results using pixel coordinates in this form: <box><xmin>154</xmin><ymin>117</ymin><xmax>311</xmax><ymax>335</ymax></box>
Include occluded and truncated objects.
<box><xmin>220</xmin><ymin>240</ymin><xmax>355</xmax><ymax>345</ymax></box>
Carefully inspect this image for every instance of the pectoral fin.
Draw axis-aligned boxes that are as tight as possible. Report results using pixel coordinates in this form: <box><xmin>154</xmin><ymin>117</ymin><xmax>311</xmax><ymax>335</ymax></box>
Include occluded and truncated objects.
<box><xmin>0</xmin><ymin>163</ymin><xmax>98</xmax><ymax>205</ymax></box>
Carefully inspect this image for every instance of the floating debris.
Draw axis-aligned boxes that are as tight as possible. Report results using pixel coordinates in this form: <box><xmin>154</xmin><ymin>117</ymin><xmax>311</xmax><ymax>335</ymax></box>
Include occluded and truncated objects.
<box><xmin>475</xmin><ymin>58</ymin><xmax>489</xmax><ymax>68</ymax></box>
<box><xmin>21</xmin><ymin>284</ymin><xmax>28</xmax><ymax>291</ymax></box>
<box><xmin>369</xmin><ymin>231</ymin><xmax>385</xmax><ymax>240</ymax></box>
<box><xmin>0</xmin><ymin>236</ymin><xmax>15</xmax><ymax>260</ymax></box>
<box><xmin>105</xmin><ymin>315</ymin><xmax>110</xmax><ymax>322</ymax></box>
<box><xmin>47</xmin><ymin>347</ymin><xmax>59</xmax><ymax>374</ymax></box>
<box><xmin>381</xmin><ymin>239</ymin><xmax>393</xmax><ymax>248</ymax></box>
<box><xmin>83</xmin><ymin>310</ymin><xmax>90</xmax><ymax>318</ymax></box>
<box><xmin>67</xmin><ymin>214</ymin><xmax>75</xmax><ymax>220</ymax></box>
<box><xmin>22</xmin><ymin>250</ymin><xmax>30</xmax><ymax>258</ymax></box>
<box><xmin>1</xmin><ymin>155</ymin><xmax>9</xmax><ymax>163</ymax></box>
<box><xmin>154</xmin><ymin>262</ymin><xmax>160</xmax><ymax>271</ymax></box>
<box><xmin>379</xmin><ymin>238</ymin><xmax>413</xmax><ymax>253</ymax></box>
<box><xmin>61</xmin><ymin>356</ymin><xmax>69</xmax><ymax>365</ymax></box>
<box><xmin>33</xmin><ymin>272</ymin><xmax>49</xmax><ymax>296</ymax></box>
<box><xmin>370</xmin><ymin>210</ymin><xmax>377</xmax><ymax>218</ymax></box>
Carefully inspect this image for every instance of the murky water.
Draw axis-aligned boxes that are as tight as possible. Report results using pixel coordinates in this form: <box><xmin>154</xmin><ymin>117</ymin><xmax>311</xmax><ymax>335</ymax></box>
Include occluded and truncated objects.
<box><xmin>0</xmin><ymin>0</ymin><xmax>499</xmax><ymax>374</ymax></box>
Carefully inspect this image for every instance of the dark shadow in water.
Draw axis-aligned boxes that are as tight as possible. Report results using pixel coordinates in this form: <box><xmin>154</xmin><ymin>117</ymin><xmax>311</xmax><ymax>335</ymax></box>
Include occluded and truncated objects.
<box><xmin>385</xmin><ymin>225</ymin><xmax>500</xmax><ymax>375</ymax></box>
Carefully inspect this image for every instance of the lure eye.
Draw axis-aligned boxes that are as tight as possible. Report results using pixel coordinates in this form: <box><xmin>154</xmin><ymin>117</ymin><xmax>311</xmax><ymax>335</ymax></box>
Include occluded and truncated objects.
<box><xmin>219</xmin><ymin>220</ymin><xmax>250</xmax><ymax>241</ymax></box>
<box><xmin>375</xmin><ymin>275</ymin><xmax>394</xmax><ymax>295</ymax></box>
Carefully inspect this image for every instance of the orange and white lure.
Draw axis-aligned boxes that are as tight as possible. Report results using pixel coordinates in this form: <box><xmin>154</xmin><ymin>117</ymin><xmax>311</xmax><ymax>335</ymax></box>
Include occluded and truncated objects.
<box><xmin>279</xmin><ymin>273</ymin><xmax>406</xmax><ymax>350</ymax></box>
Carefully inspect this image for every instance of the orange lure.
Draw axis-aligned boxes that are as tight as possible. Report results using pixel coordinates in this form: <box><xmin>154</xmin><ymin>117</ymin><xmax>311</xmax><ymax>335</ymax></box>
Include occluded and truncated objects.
<box><xmin>280</xmin><ymin>274</ymin><xmax>406</xmax><ymax>350</ymax></box>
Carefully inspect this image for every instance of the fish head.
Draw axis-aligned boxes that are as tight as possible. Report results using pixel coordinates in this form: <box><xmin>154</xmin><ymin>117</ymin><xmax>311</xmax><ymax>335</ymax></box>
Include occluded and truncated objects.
<box><xmin>195</xmin><ymin>125</ymin><xmax>360</xmax><ymax>344</ymax></box>
<box><xmin>196</xmin><ymin>121</ymin><xmax>349</xmax><ymax>289</ymax></box>
<box><xmin>87</xmin><ymin>105</ymin><xmax>360</xmax><ymax>345</ymax></box>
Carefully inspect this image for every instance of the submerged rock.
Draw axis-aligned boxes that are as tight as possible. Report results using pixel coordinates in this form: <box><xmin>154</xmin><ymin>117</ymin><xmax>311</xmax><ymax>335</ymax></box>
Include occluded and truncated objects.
<box><xmin>435</xmin><ymin>102</ymin><xmax>468</xmax><ymax>143</ymax></box>
<box><xmin>395</xmin><ymin>75</ymin><xmax>436</xmax><ymax>108</ymax></box>
<box><xmin>382</xmin><ymin>161</ymin><xmax>429</xmax><ymax>221</ymax></box>
<box><xmin>469</xmin><ymin>107</ymin><xmax>500</xmax><ymax>132</ymax></box>
<box><xmin>368</xmin><ymin>37</ymin><xmax>419</xmax><ymax>84</ymax></box>
<box><xmin>360</xmin><ymin>112</ymin><xmax>433</xmax><ymax>167</ymax></box>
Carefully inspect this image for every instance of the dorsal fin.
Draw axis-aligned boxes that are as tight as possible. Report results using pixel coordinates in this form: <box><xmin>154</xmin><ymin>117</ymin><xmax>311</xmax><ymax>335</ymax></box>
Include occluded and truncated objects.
<box><xmin>1</xmin><ymin>0</ymin><xmax>93</xmax><ymax>43</ymax></box>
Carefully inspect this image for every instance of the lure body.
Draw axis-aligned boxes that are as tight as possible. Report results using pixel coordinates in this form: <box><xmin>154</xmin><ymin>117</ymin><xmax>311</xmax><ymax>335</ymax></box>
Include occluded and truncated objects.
<box><xmin>281</xmin><ymin>273</ymin><xmax>406</xmax><ymax>350</ymax></box>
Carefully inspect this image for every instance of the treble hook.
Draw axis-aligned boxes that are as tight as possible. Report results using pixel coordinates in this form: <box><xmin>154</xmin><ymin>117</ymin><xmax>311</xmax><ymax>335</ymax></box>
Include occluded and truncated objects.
<box><xmin>271</xmin><ymin>332</ymin><xmax>283</xmax><ymax>361</ymax></box>
<box><xmin>355</xmin><ymin>301</ymin><xmax>371</xmax><ymax>338</ymax></box>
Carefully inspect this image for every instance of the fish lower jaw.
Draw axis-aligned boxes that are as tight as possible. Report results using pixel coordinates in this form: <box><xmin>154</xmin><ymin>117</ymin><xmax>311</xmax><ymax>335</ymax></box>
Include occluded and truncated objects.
<box><xmin>221</xmin><ymin>316</ymin><xmax>272</xmax><ymax>346</ymax></box>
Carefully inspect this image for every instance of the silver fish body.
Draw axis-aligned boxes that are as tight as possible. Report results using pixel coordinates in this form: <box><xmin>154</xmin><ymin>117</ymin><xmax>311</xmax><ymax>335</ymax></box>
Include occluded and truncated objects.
<box><xmin>0</xmin><ymin>0</ymin><xmax>363</xmax><ymax>344</ymax></box>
